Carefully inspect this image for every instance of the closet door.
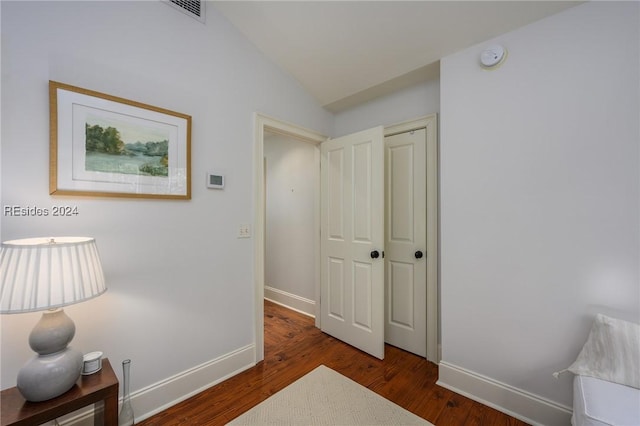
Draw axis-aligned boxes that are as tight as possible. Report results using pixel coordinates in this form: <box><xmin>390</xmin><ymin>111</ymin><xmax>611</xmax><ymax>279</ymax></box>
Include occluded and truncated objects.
<box><xmin>320</xmin><ymin>126</ymin><xmax>385</xmax><ymax>359</ymax></box>
<box><xmin>384</xmin><ymin>128</ymin><xmax>427</xmax><ymax>357</ymax></box>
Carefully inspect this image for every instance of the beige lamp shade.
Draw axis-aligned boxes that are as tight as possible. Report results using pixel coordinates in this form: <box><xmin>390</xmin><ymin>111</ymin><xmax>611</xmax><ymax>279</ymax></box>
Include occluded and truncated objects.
<box><xmin>0</xmin><ymin>237</ymin><xmax>107</xmax><ymax>314</ymax></box>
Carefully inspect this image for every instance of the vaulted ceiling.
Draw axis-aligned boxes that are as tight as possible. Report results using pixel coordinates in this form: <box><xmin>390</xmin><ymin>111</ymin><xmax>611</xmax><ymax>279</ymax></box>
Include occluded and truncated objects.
<box><xmin>213</xmin><ymin>1</ymin><xmax>583</xmax><ymax>111</ymax></box>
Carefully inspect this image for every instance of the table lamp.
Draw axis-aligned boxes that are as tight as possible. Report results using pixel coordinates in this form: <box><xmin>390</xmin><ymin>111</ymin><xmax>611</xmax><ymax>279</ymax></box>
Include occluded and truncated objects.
<box><xmin>0</xmin><ymin>237</ymin><xmax>107</xmax><ymax>402</ymax></box>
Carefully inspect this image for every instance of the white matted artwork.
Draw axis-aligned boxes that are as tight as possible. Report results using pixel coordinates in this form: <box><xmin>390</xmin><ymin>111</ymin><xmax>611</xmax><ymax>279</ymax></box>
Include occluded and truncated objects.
<box><xmin>50</xmin><ymin>81</ymin><xmax>191</xmax><ymax>199</ymax></box>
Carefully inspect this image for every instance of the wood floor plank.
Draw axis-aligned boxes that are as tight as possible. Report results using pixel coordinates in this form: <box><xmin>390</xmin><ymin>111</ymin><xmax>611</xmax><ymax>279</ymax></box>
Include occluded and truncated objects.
<box><xmin>137</xmin><ymin>301</ymin><xmax>529</xmax><ymax>426</ymax></box>
<box><xmin>464</xmin><ymin>402</ymin><xmax>508</xmax><ymax>426</ymax></box>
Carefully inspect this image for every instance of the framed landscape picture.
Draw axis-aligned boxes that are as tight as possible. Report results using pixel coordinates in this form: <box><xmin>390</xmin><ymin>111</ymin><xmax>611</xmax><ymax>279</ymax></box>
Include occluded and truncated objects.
<box><xmin>50</xmin><ymin>81</ymin><xmax>191</xmax><ymax>199</ymax></box>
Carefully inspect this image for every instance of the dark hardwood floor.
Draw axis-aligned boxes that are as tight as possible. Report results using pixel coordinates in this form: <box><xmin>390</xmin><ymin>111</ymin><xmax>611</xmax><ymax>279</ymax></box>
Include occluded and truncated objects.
<box><xmin>138</xmin><ymin>300</ymin><xmax>529</xmax><ymax>425</ymax></box>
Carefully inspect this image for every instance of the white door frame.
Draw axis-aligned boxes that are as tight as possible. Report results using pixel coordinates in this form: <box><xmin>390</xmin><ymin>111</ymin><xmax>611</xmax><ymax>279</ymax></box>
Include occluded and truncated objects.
<box><xmin>253</xmin><ymin>113</ymin><xmax>438</xmax><ymax>364</ymax></box>
<box><xmin>253</xmin><ymin>113</ymin><xmax>326</xmax><ymax>362</ymax></box>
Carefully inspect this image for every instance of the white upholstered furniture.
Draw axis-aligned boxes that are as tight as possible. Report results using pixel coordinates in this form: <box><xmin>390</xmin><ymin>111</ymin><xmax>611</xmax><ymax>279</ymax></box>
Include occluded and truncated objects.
<box><xmin>572</xmin><ymin>375</ymin><xmax>640</xmax><ymax>426</ymax></box>
<box><xmin>567</xmin><ymin>314</ymin><xmax>640</xmax><ymax>426</ymax></box>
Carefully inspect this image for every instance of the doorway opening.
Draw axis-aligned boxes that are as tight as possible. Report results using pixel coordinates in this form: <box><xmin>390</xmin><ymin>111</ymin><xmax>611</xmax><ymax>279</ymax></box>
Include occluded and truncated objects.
<box><xmin>253</xmin><ymin>113</ymin><xmax>326</xmax><ymax>362</ymax></box>
<box><xmin>263</xmin><ymin>130</ymin><xmax>319</xmax><ymax>317</ymax></box>
<box><xmin>253</xmin><ymin>113</ymin><xmax>438</xmax><ymax>363</ymax></box>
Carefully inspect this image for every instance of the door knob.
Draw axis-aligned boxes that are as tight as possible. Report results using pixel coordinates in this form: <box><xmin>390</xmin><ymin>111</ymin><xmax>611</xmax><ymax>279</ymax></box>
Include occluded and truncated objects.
<box><xmin>370</xmin><ymin>250</ymin><xmax>380</xmax><ymax>259</ymax></box>
<box><xmin>415</xmin><ymin>250</ymin><xmax>424</xmax><ymax>259</ymax></box>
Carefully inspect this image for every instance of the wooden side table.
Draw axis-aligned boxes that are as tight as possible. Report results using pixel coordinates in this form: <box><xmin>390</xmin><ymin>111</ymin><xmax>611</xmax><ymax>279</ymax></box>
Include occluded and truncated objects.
<box><xmin>1</xmin><ymin>358</ymin><xmax>119</xmax><ymax>426</ymax></box>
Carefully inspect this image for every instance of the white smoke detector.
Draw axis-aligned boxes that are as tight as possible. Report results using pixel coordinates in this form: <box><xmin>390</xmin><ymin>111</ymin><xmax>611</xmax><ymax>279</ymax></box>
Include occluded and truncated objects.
<box><xmin>480</xmin><ymin>45</ymin><xmax>507</xmax><ymax>69</ymax></box>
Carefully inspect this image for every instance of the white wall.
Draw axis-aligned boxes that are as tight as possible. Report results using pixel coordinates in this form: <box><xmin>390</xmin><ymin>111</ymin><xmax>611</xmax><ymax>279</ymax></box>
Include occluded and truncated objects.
<box><xmin>264</xmin><ymin>133</ymin><xmax>318</xmax><ymax>309</ymax></box>
<box><xmin>0</xmin><ymin>0</ymin><xmax>331</xmax><ymax>419</ymax></box>
<box><xmin>3</xmin><ymin>1</ymin><xmax>638</xmax><ymax>423</ymax></box>
<box><xmin>439</xmin><ymin>0</ymin><xmax>639</xmax><ymax>420</ymax></box>
<box><xmin>333</xmin><ymin>78</ymin><xmax>440</xmax><ymax>137</ymax></box>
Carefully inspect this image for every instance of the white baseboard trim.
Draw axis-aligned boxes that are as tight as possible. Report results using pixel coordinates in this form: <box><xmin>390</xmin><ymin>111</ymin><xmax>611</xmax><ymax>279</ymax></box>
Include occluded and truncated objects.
<box><xmin>437</xmin><ymin>361</ymin><xmax>572</xmax><ymax>426</ymax></box>
<box><xmin>58</xmin><ymin>344</ymin><xmax>256</xmax><ymax>425</ymax></box>
<box><xmin>133</xmin><ymin>344</ymin><xmax>256</xmax><ymax>422</ymax></box>
<box><xmin>265</xmin><ymin>286</ymin><xmax>315</xmax><ymax>318</ymax></box>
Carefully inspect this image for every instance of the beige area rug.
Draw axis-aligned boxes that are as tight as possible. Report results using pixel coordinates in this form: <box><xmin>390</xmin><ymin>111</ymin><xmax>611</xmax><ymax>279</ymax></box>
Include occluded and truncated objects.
<box><xmin>227</xmin><ymin>365</ymin><xmax>433</xmax><ymax>425</ymax></box>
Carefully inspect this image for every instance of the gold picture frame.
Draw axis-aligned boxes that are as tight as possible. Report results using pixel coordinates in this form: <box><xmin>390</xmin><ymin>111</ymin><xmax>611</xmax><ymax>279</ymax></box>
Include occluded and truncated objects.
<box><xmin>50</xmin><ymin>81</ymin><xmax>191</xmax><ymax>199</ymax></box>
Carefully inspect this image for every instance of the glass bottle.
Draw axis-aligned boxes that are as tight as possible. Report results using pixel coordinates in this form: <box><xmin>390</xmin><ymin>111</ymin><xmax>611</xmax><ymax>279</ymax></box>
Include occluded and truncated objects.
<box><xmin>119</xmin><ymin>359</ymin><xmax>135</xmax><ymax>426</ymax></box>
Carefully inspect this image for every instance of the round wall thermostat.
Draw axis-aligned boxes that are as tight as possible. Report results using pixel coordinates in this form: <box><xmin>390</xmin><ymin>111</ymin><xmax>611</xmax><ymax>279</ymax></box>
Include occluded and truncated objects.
<box><xmin>480</xmin><ymin>45</ymin><xmax>507</xmax><ymax>68</ymax></box>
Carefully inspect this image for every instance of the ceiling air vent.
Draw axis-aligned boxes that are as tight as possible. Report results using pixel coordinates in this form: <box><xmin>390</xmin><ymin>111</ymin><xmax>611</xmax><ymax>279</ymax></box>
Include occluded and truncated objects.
<box><xmin>165</xmin><ymin>0</ymin><xmax>205</xmax><ymax>23</ymax></box>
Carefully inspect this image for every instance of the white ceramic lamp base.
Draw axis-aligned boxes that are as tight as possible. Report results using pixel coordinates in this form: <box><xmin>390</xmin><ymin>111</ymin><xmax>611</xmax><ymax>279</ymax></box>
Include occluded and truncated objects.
<box><xmin>17</xmin><ymin>309</ymin><xmax>83</xmax><ymax>402</ymax></box>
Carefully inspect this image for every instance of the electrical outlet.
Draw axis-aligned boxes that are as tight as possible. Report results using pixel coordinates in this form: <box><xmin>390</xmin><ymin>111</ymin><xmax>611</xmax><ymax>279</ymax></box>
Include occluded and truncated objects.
<box><xmin>238</xmin><ymin>224</ymin><xmax>251</xmax><ymax>238</ymax></box>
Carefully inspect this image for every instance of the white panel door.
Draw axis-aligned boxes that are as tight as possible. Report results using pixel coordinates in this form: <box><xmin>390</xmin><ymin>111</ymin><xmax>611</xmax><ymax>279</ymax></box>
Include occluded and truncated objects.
<box><xmin>384</xmin><ymin>129</ymin><xmax>427</xmax><ymax>357</ymax></box>
<box><xmin>320</xmin><ymin>126</ymin><xmax>385</xmax><ymax>359</ymax></box>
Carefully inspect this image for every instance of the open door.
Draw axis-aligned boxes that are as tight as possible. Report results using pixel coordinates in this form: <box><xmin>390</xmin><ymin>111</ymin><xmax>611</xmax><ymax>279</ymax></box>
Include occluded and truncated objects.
<box><xmin>320</xmin><ymin>126</ymin><xmax>385</xmax><ymax>359</ymax></box>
